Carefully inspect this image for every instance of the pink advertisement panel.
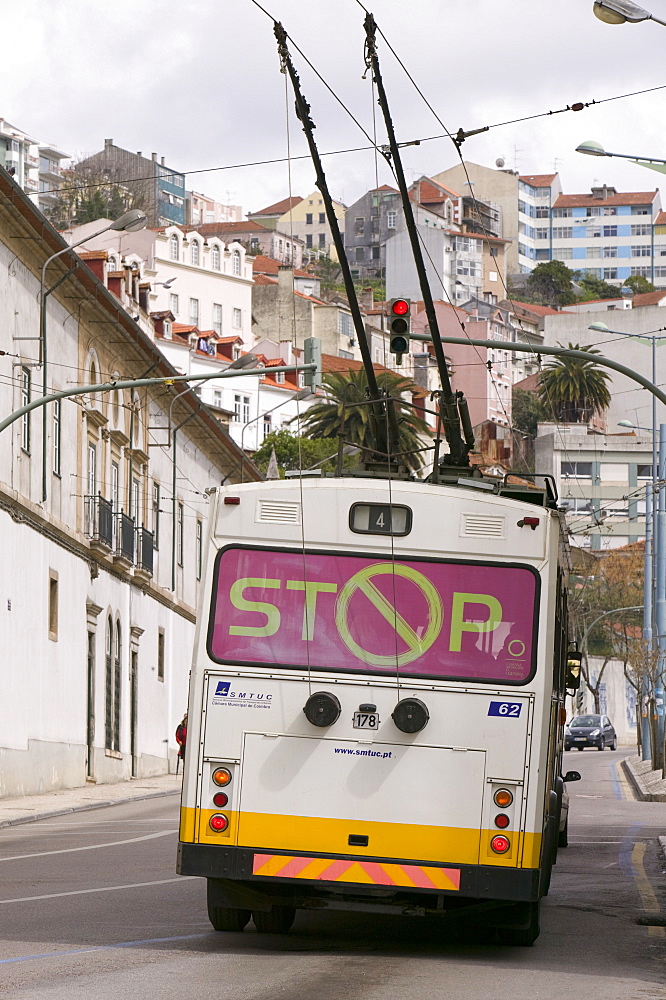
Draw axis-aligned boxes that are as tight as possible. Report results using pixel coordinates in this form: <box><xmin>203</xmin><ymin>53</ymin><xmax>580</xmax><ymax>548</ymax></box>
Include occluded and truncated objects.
<box><xmin>209</xmin><ymin>547</ymin><xmax>539</xmax><ymax>683</ymax></box>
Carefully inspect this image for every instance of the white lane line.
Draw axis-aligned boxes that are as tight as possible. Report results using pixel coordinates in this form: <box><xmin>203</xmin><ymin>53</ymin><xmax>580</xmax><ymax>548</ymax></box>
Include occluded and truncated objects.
<box><xmin>0</xmin><ymin>828</ymin><xmax>177</xmax><ymax>862</ymax></box>
<box><xmin>0</xmin><ymin>877</ymin><xmax>189</xmax><ymax>905</ymax></box>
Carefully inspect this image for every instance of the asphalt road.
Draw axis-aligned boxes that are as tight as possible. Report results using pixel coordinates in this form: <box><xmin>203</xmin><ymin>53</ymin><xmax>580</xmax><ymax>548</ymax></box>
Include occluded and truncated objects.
<box><xmin>0</xmin><ymin>748</ymin><xmax>665</xmax><ymax>1000</ymax></box>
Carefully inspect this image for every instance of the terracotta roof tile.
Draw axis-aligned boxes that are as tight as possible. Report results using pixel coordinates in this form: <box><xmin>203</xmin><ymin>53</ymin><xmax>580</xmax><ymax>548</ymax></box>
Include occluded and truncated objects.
<box><xmin>253</xmin><ymin>273</ymin><xmax>278</xmax><ymax>285</ymax></box>
<box><xmin>554</xmin><ymin>191</ymin><xmax>657</xmax><ymax>208</ymax></box>
<box><xmin>519</xmin><ymin>173</ymin><xmax>557</xmax><ymax>187</ymax></box>
<box><xmin>633</xmin><ymin>290</ymin><xmax>666</xmax><ymax>306</ymax></box>
<box><xmin>509</xmin><ymin>301</ymin><xmax>560</xmax><ymax>316</ymax></box>
<box><xmin>250</xmin><ymin>196</ymin><xmax>303</xmax><ymax>216</ymax></box>
<box><xmin>182</xmin><ymin>221</ymin><xmax>269</xmax><ymax>235</ymax></box>
<box><xmin>656</xmin><ymin>211</ymin><xmax>666</xmax><ymax>224</ymax></box>
<box><xmin>79</xmin><ymin>249</ymin><xmax>108</xmax><ymax>260</ymax></box>
<box><xmin>252</xmin><ymin>254</ymin><xmax>311</xmax><ymax>277</ymax></box>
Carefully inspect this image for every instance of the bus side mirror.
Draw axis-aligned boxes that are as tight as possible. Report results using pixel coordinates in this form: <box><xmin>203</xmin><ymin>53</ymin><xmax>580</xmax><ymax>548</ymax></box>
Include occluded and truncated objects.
<box><xmin>565</xmin><ymin>651</ymin><xmax>582</xmax><ymax>691</ymax></box>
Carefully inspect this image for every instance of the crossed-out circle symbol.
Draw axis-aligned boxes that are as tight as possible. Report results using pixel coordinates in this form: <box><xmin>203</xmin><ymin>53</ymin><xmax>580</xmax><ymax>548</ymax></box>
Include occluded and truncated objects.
<box><xmin>335</xmin><ymin>563</ymin><xmax>443</xmax><ymax>667</ymax></box>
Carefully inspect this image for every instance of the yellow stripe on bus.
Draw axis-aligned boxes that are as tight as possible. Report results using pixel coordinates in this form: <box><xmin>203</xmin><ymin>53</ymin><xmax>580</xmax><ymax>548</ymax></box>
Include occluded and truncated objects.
<box><xmin>181</xmin><ymin>806</ymin><xmax>542</xmax><ymax>870</ymax></box>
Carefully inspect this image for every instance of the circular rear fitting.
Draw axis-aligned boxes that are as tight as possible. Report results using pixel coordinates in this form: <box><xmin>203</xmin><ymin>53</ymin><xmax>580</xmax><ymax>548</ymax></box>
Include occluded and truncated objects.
<box><xmin>303</xmin><ymin>691</ymin><xmax>341</xmax><ymax>728</ymax></box>
<box><xmin>392</xmin><ymin>697</ymin><xmax>429</xmax><ymax>733</ymax></box>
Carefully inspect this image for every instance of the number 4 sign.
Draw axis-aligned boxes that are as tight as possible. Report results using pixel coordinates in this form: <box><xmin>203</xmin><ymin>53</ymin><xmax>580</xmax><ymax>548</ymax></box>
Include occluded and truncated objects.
<box><xmin>488</xmin><ymin>701</ymin><xmax>522</xmax><ymax>718</ymax></box>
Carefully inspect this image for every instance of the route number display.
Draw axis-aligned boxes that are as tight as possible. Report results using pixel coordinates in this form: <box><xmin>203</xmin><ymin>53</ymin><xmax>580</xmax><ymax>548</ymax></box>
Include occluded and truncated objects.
<box><xmin>352</xmin><ymin>712</ymin><xmax>380</xmax><ymax>729</ymax></box>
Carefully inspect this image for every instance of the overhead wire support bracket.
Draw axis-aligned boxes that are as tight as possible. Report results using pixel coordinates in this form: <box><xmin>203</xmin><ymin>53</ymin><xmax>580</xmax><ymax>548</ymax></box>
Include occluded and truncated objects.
<box><xmin>362</xmin><ymin>11</ymin><xmax>473</xmax><ymax>467</ymax></box>
<box><xmin>273</xmin><ymin>19</ymin><xmax>395</xmax><ymax>457</ymax></box>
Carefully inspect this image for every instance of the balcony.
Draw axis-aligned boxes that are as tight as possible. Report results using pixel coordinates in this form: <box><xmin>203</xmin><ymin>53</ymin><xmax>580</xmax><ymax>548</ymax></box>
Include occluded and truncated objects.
<box><xmin>134</xmin><ymin>526</ymin><xmax>154</xmax><ymax>582</ymax></box>
<box><xmin>114</xmin><ymin>511</ymin><xmax>135</xmax><ymax>569</ymax></box>
<box><xmin>86</xmin><ymin>495</ymin><xmax>114</xmax><ymax>553</ymax></box>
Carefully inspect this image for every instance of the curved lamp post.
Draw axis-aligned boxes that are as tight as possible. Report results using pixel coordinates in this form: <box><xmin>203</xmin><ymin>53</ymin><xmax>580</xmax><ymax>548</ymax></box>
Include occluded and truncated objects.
<box><xmin>593</xmin><ymin>0</ymin><xmax>666</xmax><ymax>24</ymax></box>
<box><xmin>39</xmin><ymin>209</ymin><xmax>148</xmax><ymax>502</ymax></box>
<box><xmin>576</xmin><ymin>139</ymin><xmax>666</xmax><ymax>169</ymax></box>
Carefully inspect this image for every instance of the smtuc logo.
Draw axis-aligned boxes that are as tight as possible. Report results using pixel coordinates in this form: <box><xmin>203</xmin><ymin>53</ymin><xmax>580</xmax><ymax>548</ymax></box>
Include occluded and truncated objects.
<box><xmin>212</xmin><ymin>680</ymin><xmax>273</xmax><ymax>710</ymax></box>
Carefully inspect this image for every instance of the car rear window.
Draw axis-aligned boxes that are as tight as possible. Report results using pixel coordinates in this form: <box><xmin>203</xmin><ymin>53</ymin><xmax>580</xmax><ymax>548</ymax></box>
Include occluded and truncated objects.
<box><xmin>570</xmin><ymin>716</ymin><xmax>601</xmax><ymax>727</ymax></box>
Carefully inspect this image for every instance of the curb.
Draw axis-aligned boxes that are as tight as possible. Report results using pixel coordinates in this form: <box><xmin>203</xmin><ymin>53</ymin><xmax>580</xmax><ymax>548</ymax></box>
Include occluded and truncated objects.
<box><xmin>0</xmin><ymin>787</ymin><xmax>180</xmax><ymax>830</ymax></box>
<box><xmin>659</xmin><ymin>836</ymin><xmax>666</xmax><ymax>863</ymax></box>
<box><xmin>621</xmin><ymin>757</ymin><xmax>666</xmax><ymax>803</ymax></box>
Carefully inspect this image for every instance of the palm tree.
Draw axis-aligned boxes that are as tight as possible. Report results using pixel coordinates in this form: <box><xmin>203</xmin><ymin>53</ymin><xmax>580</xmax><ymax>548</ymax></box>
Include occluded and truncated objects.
<box><xmin>296</xmin><ymin>369</ymin><xmax>431</xmax><ymax>471</ymax></box>
<box><xmin>537</xmin><ymin>344</ymin><xmax>612</xmax><ymax>423</ymax></box>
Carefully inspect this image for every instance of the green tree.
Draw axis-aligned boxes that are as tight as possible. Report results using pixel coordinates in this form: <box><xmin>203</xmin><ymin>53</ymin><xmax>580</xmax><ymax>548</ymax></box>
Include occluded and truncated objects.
<box><xmin>523</xmin><ymin>260</ymin><xmax>577</xmax><ymax>308</ymax></box>
<box><xmin>512</xmin><ymin>387</ymin><xmax>550</xmax><ymax>437</ymax></box>
<box><xmin>575</xmin><ymin>272</ymin><xmax>623</xmax><ymax>301</ymax></box>
<box><xmin>251</xmin><ymin>429</ymin><xmax>355</xmax><ymax>477</ymax></box>
<box><xmin>297</xmin><ymin>369</ymin><xmax>431</xmax><ymax>471</ymax></box>
<box><xmin>624</xmin><ymin>275</ymin><xmax>656</xmax><ymax>294</ymax></box>
<box><xmin>537</xmin><ymin>344</ymin><xmax>612</xmax><ymax>422</ymax></box>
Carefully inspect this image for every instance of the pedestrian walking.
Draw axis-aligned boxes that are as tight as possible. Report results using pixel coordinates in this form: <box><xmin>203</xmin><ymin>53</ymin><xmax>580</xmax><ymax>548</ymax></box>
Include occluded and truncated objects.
<box><xmin>176</xmin><ymin>712</ymin><xmax>187</xmax><ymax>774</ymax></box>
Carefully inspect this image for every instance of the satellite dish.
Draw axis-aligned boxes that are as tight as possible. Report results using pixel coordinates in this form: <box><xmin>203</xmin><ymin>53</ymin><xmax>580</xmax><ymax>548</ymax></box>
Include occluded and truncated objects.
<box><xmin>495</xmin><ymin>157</ymin><xmax>505</xmax><ymax>168</ymax></box>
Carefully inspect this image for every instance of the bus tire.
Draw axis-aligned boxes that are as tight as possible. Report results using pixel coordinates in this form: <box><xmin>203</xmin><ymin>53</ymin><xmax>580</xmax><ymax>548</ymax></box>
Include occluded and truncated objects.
<box><xmin>207</xmin><ymin>905</ymin><xmax>251</xmax><ymax>932</ymax></box>
<box><xmin>558</xmin><ymin>814</ymin><xmax>568</xmax><ymax>848</ymax></box>
<box><xmin>253</xmin><ymin>905</ymin><xmax>296</xmax><ymax>934</ymax></box>
<box><xmin>497</xmin><ymin>901</ymin><xmax>540</xmax><ymax>947</ymax></box>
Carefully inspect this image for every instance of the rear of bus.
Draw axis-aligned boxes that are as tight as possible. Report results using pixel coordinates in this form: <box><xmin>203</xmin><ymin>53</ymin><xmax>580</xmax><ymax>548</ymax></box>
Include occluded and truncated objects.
<box><xmin>177</xmin><ymin>477</ymin><xmax>567</xmax><ymax>944</ymax></box>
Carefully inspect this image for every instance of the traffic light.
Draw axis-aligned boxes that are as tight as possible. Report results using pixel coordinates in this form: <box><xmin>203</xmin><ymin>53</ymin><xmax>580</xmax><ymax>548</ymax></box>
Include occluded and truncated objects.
<box><xmin>388</xmin><ymin>298</ymin><xmax>410</xmax><ymax>364</ymax></box>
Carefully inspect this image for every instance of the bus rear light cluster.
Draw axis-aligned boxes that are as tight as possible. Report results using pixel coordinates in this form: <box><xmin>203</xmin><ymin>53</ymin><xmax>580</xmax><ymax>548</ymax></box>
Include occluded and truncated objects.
<box><xmin>209</xmin><ymin>813</ymin><xmax>229</xmax><ymax>833</ymax></box>
<box><xmin>213</xmin><ymin>792</ymin><xmax>228</xmax><ymax>808</ymax></box>
<box><xmin>493</xmin><ymin>788</ymin><xmax>513</xmax><ymax>808</ymax></box>
<box><xmin>494</xmin><ymin>813</ymin><xmax>510</xmax><ymax>829</ymax></box>
<box><xmin>490</xmin><ymin>834</ymin><xmax>511</xmax><ymax>854</ymax></box>
<box><xmin>212</xmin><ymin>767</ymin><xmax>232</xmax><ymax>786</ymax></box>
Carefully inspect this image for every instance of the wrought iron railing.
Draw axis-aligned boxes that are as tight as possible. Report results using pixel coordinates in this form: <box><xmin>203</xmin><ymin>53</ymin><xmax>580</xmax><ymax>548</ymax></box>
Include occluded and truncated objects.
<box><xmin>116</xmin><ymin>512</ymin><xmax>135</xmax><ymax>562</ymax></box>
<box><xmin>85</xmin><ymin>495</ymin><xmax>114</xmax><ymax>548</ymax></box>
<box><xmin>135</xmin><ymin>527</ymin><xmax>154</xmax><ymax>574</ymax></box>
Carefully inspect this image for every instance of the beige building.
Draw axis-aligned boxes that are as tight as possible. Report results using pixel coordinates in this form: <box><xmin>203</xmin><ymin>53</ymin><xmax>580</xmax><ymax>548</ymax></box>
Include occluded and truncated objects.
<box><xmin>277</xmin><ymin>191</ymin><xmax>346</xmax><ymax>261</ymax></box>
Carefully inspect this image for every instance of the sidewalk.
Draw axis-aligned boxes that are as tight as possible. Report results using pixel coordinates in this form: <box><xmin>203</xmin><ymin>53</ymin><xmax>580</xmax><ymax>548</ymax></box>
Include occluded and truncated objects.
<box><xmin>0</xmin><ymin>772</ymin><xmax>182</xmax><ymax>829</ymax></box>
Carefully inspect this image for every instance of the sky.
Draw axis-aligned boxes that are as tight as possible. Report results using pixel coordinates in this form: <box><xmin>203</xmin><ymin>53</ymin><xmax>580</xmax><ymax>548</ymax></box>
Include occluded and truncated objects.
<box><xmin>3</xmin><ymin>0</ymin><xmax>666</xmax><ymax>215</ymax></box>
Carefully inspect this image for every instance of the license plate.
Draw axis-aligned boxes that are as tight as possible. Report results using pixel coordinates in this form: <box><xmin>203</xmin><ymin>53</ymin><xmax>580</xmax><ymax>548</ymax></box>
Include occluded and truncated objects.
<box><xmin>575</xmin><ymin>737</ymin><xmax>585</xmax><ymax>741</ymax></box>
<box><xmin>353</xmin><ymin>712</ymin><xmax>380</xmax><ymax>730</ymax></box>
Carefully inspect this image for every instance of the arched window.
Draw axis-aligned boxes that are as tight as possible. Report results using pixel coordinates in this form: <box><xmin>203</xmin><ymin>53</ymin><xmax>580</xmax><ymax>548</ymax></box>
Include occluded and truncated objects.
<box><xmin>113</xmin><ymin>619</ymin><xmax>122</xmax><ymax>751</ymax></box>
<box><xmin>232</xmin><ymin>249</ymin><xmax>241</xmax><ymax>276</ymax></box>
<box><xmin>169</xmin><ymin>233</ymin><xmax>179</xmax><ymax>261</ymax></box>
<box><xmin>105</xmin><ymin>616</ymin><xmax>113</xmax><ymax>750</ymax></box>
<box><xmin>191</xmin><ymin>240</ymin><xmax>200</xmax><ymax>266</ymax></box>
<box><xmin>211</xmin><ymin>244</ymin><xmax>220</xmax><ymax>270</ymax></box>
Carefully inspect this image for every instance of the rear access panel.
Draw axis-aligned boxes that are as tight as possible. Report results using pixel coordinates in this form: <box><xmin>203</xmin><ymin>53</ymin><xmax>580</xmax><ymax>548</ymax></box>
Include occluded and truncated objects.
<box><xmin>237</xmin><ymin>733</ymin><xmax>486</xmax><ymax>865</ymax></box>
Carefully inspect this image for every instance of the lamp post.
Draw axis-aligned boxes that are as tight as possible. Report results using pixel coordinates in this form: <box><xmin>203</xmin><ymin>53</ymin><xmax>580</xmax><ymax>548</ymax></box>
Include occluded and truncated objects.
<box><xmin>39</xmin><ymin>209</ymin><xmax>148</xmax><ymax>503</ymax></box>
<box><xmin>591</xmin><ymin>320</ymin><xmax>666</xmax><ymax>764</ymax></box>
<box><xmin>576</xmin><ymin>140</ymin><xmax>666</xmax><ymax>174</ymax></box>
<box><xmin>593</xmin><ymin>0</ymin><xmax>666</xmax><ymax>25</ymax></box>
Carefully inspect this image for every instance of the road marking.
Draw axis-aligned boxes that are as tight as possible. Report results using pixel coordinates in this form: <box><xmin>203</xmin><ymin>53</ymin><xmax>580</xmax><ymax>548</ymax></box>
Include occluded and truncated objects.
<box><xmin>631</xmin><ymin>841</ymin><xmax>665</xmax><ymax>939</ymax></box>
<box><xmin>0</xmin><ymin>876</ymin><xmax>189</xmax><ymax>905</ymax></box>
<box><xmin>611</xmin><ymin>760</ymin><xmax>634</xmax><ymax>801</ymax></box>
<box><xmin>0</xmin><ymin>828</ymin><xmax>177</xmax><ymax>862</ymax></box>
<box><xmin>0</xmin><ymin>932</ymin><xmax>210</xmax><ymax>965</ymax></box>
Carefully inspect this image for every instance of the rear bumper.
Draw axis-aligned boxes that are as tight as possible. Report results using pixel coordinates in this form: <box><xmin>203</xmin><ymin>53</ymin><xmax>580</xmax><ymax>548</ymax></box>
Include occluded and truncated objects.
<box><xmin>177</xmin><ymin>842</ymin><xmax>540</xmax><ymax>903</ymax></box>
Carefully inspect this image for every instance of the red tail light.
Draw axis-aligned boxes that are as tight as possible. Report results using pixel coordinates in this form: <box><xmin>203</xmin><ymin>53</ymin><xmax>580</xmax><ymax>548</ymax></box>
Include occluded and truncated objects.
<box><xmin>490</xmin><ymin>834</ymin><xmax>510</xmax><ymax>854</ymax></box>
<box><xmin>213</xmin><ymin>792</ymin><xmax>228</xmax><ymax>807</ymax></box>
<box><xmin>494</xmin><ymin>813</ymin><xmax>510</xmax><ymax>829</ymax></box>
<box><xmin>209</xmin><ymin>813</ymin><xmax>229</xmax><ymax>832</ymax></box>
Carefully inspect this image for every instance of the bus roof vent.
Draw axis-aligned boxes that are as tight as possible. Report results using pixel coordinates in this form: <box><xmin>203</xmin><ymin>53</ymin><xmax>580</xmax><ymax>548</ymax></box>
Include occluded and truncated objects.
<box><xmin>256</xmin><ymin>499</ymin><xmax>301</xmax><ymax>524</ymax></box>
<box><xmin>461</xmin><ymin>513</ymin><xmax>505</xmax><ymax>539</ymax></box>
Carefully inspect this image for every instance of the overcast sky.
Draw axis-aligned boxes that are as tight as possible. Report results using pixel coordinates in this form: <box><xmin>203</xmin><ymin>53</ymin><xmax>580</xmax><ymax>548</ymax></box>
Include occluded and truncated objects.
<box><xmin>4</xmin><ymin>1</ymin><xmax>666</xmax><ymax>215</ymax></box>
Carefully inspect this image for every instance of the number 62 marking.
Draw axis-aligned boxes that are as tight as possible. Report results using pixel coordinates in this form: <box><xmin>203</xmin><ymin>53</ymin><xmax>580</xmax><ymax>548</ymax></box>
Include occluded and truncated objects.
<box><xmin>488</xmin><ymin>701</ymin><xmax>522</xmax><ymax>718</ymax></box>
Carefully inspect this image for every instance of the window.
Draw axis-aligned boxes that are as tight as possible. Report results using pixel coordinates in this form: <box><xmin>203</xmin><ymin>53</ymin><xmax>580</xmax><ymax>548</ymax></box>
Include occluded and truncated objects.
<box><xmin>552</xmin><ymin>227</ymin><xmax>573</xmax><ymax>239</ymax></box>
<box><xmin>263</xmin><ymin>412</ymin><xmax>272</xmax><ymax>436</ymax></box>
<box><xmin>535</xmin><ymin>206</ymin><xmax>550</xmax><ymax>218</ymax></box>
<box><xmin>232</xmin><ymin>249</ymin><xmax>241</xmax><ymax>275</ymax></box>
<box><xmin>232</xmin><ymin>307</ymin><xmax>242</xmax><ymax>329</ymax></box>
<box><xmin>587</xmin><ymin>247</ymin><xmax>600</xmax><ymax>258</ymax></box>
<box><xmin>169</xmin><ymin>233</ymin><xmax>179</xmax><ymax>260</ymax></box>
<box><xmin>21</xmin><ymin>367</ymin><xmax>30</xmax><ymax>453</ymax></box>
<box><xmin>152</xmin><ymin>482</ymin><xmax>160</xmax><ymax>549</ymax></box>
<box><xmin>535</xmin><ymin>249</ymin><xmax>550</xmax><ymax>261</ymax></box>
<box><xmin>306</xmin><ymin>213</ymin><xmax>313</xmax><ymax>225</ymax></box>
<box><xmin>354</xmin><ymin>217</ymin><xmax>364</xmax><ymax>235</ymax></box>
<box><xmin>518</xmin><ymin>200</ymin><xmax>527</xmax><ymax>215</ymax></box>
<box><xmin>602</xmin><ymin>226</ymin><xmax>618</xmax><ymax>237</ymax></box>
<box><xmin>372</xmin><ymin>245</ymin><xmax>380</xmax><ymax>259</ymax></box>
<box><xmin>632</xmin><ymin>245</ymin><xmax>651</xmax><ymax>257</ymax></box>
<box><xmin>190</xmin><ymin>240</ymin><xmax>200</xmax><ymax>265</ymax></box>
<box><xmin>386</xmin><ymin>211</ymin><xmax>397</xmax><ymax>229</ymax></box>
<box><xmin>603</xmin><ymin>267</ymin><xmax>618</xmax><ymax>280</ymax></box>
<box><xmin>177</xmin><ymin>502</ymin><xmax>184</xmax><ymax>567</ymax></box>
<box><xmin>632</xmin><ymin>266</ymin><xmax>652</xmax><ymax>277</ymax></box>
<box><xmin>355</xmin><ymin>247</ymin><xmax>365</xmax><ymax>261</ymax></box>
<box><xmin>169</xmin><ymin>292</ymin><xmax>179</xmax><ymax>316</ymax></box>
<box><xmin>211</xmin><ymin>244</ymin><xmax>220</xmax><ymax>270</ymax></box>
<box><xmin>196</xmin><ymin>521</ymin><xmax>203</xmax><ymax>581</ymax></box>
<box><xmin>275</xmin><ymin>372</ymin><xmax>285</xmax><ymax>384</ymax></box>
<box><xmin>552</xmin><ymin>247</ymin><xmax>573</xmax><ymax>259</ymax></box>
<box><xmin>48</xmin><ymin>571</ymin><xmax>58</xmax><ymax>641</ymax></box>
<box><xmin>306</xmin><ymin>234</ymin><xmax>313</xmax><ymax>248</ymax></box>
<box><xmin>338</xmin><ymin>312</ymin><xmax>353</xmax><ymax>338</ymax></box>
<box><xmin>234</xmin><ymin>394</ymin><xmax>250</xmax><ymax>423</ymax></box>
<box><xmin>213</xmin><ymin>389</ymin><xmax>223</xmax><ymax>409</ymax></box>
<box><xmin>132</xmin><ymin>477</ymin><xmax>140</xmax><ymax>524</ymax></box>
<box><xmin>535</xmin><ymin>227</ymin><xmax>549</xmax><ymax>240</ymax></box>
<box><xmin>213</xmin><ymin>303</ymin><xmax>222</xmax><ymax>335</ymax></box>
<box><xmin>632</xmin><ymin>224</ymin><xmax>651</xmax><ymax>236</ymax></box>
<box><xmin>105</xmin><ymin>616</ymin><xmax>121</xmax><ymax>752</ymax></box>
<box><xmin>87</xmin><ymin>443</ymin><xmax>97</xmax><ymax>534</ymax></box>
<box><xmin>52</xmin><ymin>399</ymin><xmax>61</xmax><ymax>476</ymax></box>
<box><xmin>561</xmin><ymin>461</ymin><xmax>592</xmax><ymax>479</ymax></box>
<box><xmin>635</xmin><ymin>208</ymin><xmax>651</xmax><ymax>215</ymax></box>
<box><xmin>637</xmin><ymin>464</ymin><xmax>653</xmax><ymax>480</ymax></box>
<box><xmin>560</xmin><ymin>497</ymin><xmax>593</xmax><ymax>513</ymax></box>
<box><xmin>552</xmin><ymin>208</ymin><xmax>572</xmax><ymax>218</ymax></box>
<box><xmin>189</xmin><ymin>297</ymin><xmax>199</xmax><ymax>325</ymax></box>
<box><xmin>600</xmin><ymin>245</ymin><xmax>617</xmax><ymax>258</ymax></box>
<box><xmin>158</xmin><ymin>629</ymin><xmax>165</xmax><ymax>682</ymax></box>
<box><xmin>590</xmin><ymin>206</ymin><xmax>617</xmax><ymax>216</ymax></box>
<box><xmin>319</xmin><ymin>232</ymin><xmax>326</xmax><ymax>247</ymax></box>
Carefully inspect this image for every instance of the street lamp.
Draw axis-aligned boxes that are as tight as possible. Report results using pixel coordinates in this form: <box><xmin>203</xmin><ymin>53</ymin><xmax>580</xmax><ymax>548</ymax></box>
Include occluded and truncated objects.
<box><xmin>593</xmin><ymin>0</ymin><xmax>666</xmax><ymax>25</ymax></box>
<box><xmin>591</xmin><ymin>319</ymin><xmax>666</xmax><ymax>762</ymax></box>
<box><xmin>576</xmin><ymin>139</ymin><xmax>666</xmax><ymax>168</ymax></box>
<box><xmin>39</xmin><ymin>209</ymin><xmax>148</xmax><ymax>503</ymax></box>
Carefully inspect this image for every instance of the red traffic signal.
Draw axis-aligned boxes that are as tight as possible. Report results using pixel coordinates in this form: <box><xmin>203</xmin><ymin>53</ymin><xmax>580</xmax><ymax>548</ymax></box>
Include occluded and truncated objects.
<box><xmin>391</xmin><ymin>298</ymin><xmax>410</xmax><ymax>317</ymax></box>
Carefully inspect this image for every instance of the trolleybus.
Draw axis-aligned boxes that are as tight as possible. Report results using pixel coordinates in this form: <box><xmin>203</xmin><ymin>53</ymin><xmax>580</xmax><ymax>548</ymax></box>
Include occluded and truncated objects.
<box><xmin>177</xmin><ymin>471</ymin><xmax>579</xmax><ymax>945</ymax></box>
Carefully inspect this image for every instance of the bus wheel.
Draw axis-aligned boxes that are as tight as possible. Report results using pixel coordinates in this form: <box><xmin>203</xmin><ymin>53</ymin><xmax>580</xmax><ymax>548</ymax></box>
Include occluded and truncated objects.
<box><xmin>208</xmin><ymin>905</ymin><xmax>251</xmax><ymax>932</ymax></box>
<box><xmin>558</xmin><ymin>815</ymin><xmax>568</xmax><ymax>848</ymax></box>
<box><xmin>253</xmin><ymin>905</ymin><xmax>296</xmax><ymax>934</ymax></box>
<box><xmin>497</xmin><ymin>901</ymin><xmax>540</xmax><ymax>947</ymax></box>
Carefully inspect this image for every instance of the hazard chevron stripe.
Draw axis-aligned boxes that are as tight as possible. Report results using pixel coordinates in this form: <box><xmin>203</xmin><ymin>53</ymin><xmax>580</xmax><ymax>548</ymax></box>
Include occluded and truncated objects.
<box><xmin>252</xmin><ymin>853</ymin><xmax>460</xmax><ymax>890</ymax></box>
